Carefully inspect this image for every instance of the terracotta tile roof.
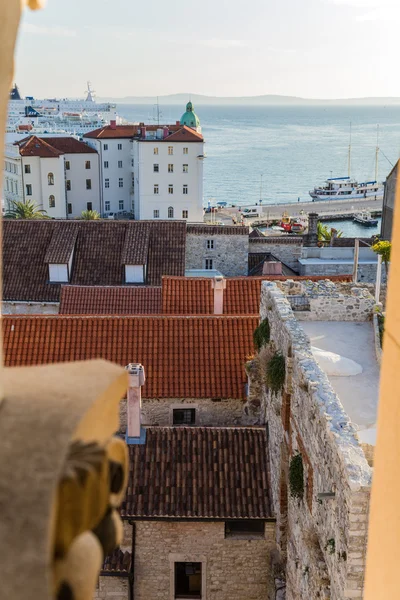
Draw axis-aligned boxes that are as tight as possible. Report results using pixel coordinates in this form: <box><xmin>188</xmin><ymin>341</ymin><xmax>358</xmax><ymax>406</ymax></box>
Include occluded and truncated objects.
<box><xmin>164</xmin><ymin>126</ymin><xmax>204</xmax><ymax>142</ymax></box>
<box><xmin>44</xmin><ymin>223</ymin><xmax>79</xmax><ymax>264</ymax></box>
<box><xmin>3</xmin><ymin>315</ymin><xmax>257</xmax><ymax>399</ymax></box>
<box><xmin>16</xmin><ymin>136</ymin><xmax>63</xmax><ymax>158</ymax></box>
<box><xmin>121</xmin><ymin>223</ymin><xmax>150</xmax><ymax>265</ymax></box>
<box><xmin>41</xmin><ymin>137</ymin><xmax>98</xmax><ymax>154</ymax></box>
<box><xmin>59</xmin><ymin>286</ymin><xmax>162</xmax><ymax>315</ymax></box>
<box><xmin>162</xmin><ymin>276</ymin><xmax>270</xmax><ymax>315</ymax></box>
<box><xmin>101</xmin><ymin>549</ymin><xmax>131</xmax><ymax>575</ymax></box>
<box><xmin>2</xmin><ymin>221</ymin><xmax>186</xmax><ymax>301</ymax></box>
<box><xmin>248</xmin><ymin>253</ymin><xmax>271</xmax><ymax>275</ymax></box>
<box><xmin>84</xmin><ymin>125</ymin><xmax>139</xmax><ymax>139</ymax></box>
<box><xmin>122</xmin><ymin>427</ymin><xmax>272</xmax><ymax>519</ymax></box>
<box><xmin>187</xmin><ymin>225</ymin><xmax>249</xmax><ymax>235</ymax></box>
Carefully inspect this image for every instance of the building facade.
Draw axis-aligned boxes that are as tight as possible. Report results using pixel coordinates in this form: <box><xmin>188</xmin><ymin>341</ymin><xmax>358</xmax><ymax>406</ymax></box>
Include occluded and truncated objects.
<box><xmin>381</xmin><ymin>160</ymin><xmax>398</xmax><ymax>240</ymax></box>
<box><xmin>3</xmin><ymin>135</ymin><xmax>100</xmax><ymax>217</ymax></box>
<box><xmin>84</xmin><ymin>103</ymin><xmax>204</xmax><ymax>222</ymax></box>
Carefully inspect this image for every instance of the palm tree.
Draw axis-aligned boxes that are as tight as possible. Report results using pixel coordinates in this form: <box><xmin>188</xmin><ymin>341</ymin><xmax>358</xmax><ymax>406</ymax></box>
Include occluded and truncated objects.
<box><xmin>5</xmin><ymin>199</ymin><xmax>48</xmax><ymax>219</ymax></box>
<box><xmin>79</xmin><ymin>209</ymin><xmax>101</xmax><ymax>220</ymax></box>
<box><xmin>317</xmin><ymin>222</ymin><xmax>343</xmax><ymax>243</ymax></box>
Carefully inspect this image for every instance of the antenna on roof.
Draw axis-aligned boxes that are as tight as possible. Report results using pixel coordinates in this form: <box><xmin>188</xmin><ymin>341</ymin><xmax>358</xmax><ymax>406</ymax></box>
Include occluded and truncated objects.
<box><xmin>152</xmin><ymin>97</ymin><xmax>163</xmax><ymax>125</ymax></box>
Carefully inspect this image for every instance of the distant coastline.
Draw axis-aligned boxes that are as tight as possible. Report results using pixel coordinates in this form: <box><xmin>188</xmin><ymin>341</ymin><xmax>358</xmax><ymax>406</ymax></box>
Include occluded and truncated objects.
<box><xmin>98</xmin><ymin>93</ymin><xmax>400</xmax><ymax>106</ymax></box>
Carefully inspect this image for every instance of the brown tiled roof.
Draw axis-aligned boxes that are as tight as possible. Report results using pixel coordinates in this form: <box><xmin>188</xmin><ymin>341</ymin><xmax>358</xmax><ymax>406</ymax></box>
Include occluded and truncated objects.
<box><xmin>187</xmin><ymin>225</ymin><xmax>249</xmax><ymax>235</ymax></box>
<box><xmin>248</xmin><ymin>253</ymin><xmax>272</xmax><ymax>275</ymax></box>
<box><xmin>84</xmin><ymin>125</ymin><xmax>139</xmax><ymax>139</ymax></box>
<box><xmin>165</xmin><ymin>126</ymin><xmax>203</xmax><ymax>142</ymax></box>
<box><xmin>44</xmin><ymin>222</ymin><xmax>79</xmax><ymax>264</ymax></box>
<box><xmin>42</xmin><ymin>137</ymin><xmax>98</xmax><ymax>154</ymax></box>
<box><xmin>16</xmin><ymin>136</ymin><xmax>63</xmax><ymax>158</ymax></box>
<box><xmin>121</xmin><ymin>222</ymin><xmax>150</xmax><ymax>265</ymax></box>
<box><xmin>162</xmin><ymin>276</ymin><xmax>269</xmax><ymax>315</ymax></box>
<box><xmin>102</xmin><ymin>549</ymin><xmax>131</xmax><ymax>575</ymax></box>
<box><xmin>2</xmin><ymin>220</ymin><xmax>186</xmax><ymax>301</ymax></box>
<box><xmin>59</xmin><ymin>286</ymin><xmax>161</xmax><ymax>315</ymax></box>
<box><xmin>122</xmin><ymin>427</ymin><xmax>272</xmax><ymax>519</ymax></box>
<box><xmin>3</xmin><ymin>315</ymin><xmax>256</xmax><ymax>399</ymax></box>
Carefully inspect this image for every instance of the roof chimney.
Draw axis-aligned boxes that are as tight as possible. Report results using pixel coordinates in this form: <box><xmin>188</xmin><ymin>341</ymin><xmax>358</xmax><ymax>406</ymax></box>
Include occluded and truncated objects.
<box><xmin>110</xmin><ymin>120</ymin><xmax>117</xmax><ymax>130</ymax></box>
<box><xmin>163</xmin><ymin>126</ymin><xmax>169</xmax><ymax>139</ymax></box>
<box><xmin>125</xmin><ymin>363</ymin><xmax>146</xmax><ymax>443</ymax></box>
<box><xmin>211</xmin><ymin>276</ymin><xmax>226</xmax><ymax>315</ymax></box>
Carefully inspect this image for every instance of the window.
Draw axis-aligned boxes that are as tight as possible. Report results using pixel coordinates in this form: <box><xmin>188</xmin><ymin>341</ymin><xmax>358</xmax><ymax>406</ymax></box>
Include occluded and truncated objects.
<box><xmin>104</xmin><ymin>161</ymin><xmax>109</xmax><ymax>168</ymax></box>
<box><xmin>168</xmin><ymin>163</ymin><xmax>174</xmax><ymax>173</ymax></box>
<box><xmin>205</xmin><ymin>258</ymin><xmax>213</xmax><ymax>270</ymax></box>
<box><xmin>119</xmin><ymin>178</ymin><xmax>123</xmax><ymax>188</ymax></box>
<box><xmin>118</xmin><ymin>160</ymin><xmax>123</xmax><ymax>168</ymax></box>
<box><xmin>26</xmin><ymin>184</ymin><xmax>32</xmax><ymax>196</ymax></box>
<box><xmin>87</xmin><ymin>202</ymin><xmax>93</xmax><ymax>211</ymax></box>
<box><xmin>174</xmin><ymin>563</ymin><xmax>202</xmax><ymax>599</ymax></box>
<box><xmin>105</xmin><ymin>200</ymin><xmax>110</xmax><ymax>211</ymax></box>
<box><xmin>168</xmin><ymin>206</ymin><xmax>174</xmax><ymax>218</ymax></box>
<box><xmin>118</xmin><ymin>143</ymin><xmax>122</xmax><ymax>150</ymax></box>
<box><xmin>183</xmin><ymin>147</ymin><xmax>188</xmax><ymax>155</ymax></box>
<box><xmin>168</xmin><ymin>146</ymin><xmax>173</xmax><ymax>155</ymax></box>
<box><xmin>182</xmin><ymin>210</ymin><xmax>188</xmax><ymax>219</ymax></box>
<box><xmin>173</xmin><ymin>408</ymin><xmax>195</xmax><ymax>425</ymax></box>
<box><xmin>65</xmin><ymin>161</ymin><xmax>70</xmax><ymax>170</ymax></box>
<box><xmin>10</xmin><ymin>181</ymin><xmax>13</xmax><ymax>193</ymax></box>
<box><xmin>183</xmin><ymin>164</ymin><xmax>188</xmax><ymax>173</ymax></box>
<box><xmin>67</xmin><ymin>203</ymin><xmax>72</xmax><ymax>215</ymax></box>
<box><xmin>119</xmin><ymin>200</ymin><xmax>124</xmax><ymax>210</ymax></box>
<box><xmin>105</xmin><ymin>178</ymin><xmax>110</xmax><ymax>188</ymax></box>
<box><xmin>154</xmin><ymin>147</ymin><xmax>159</xmax><ymax>155</ymax></box>
<box><xmin>224</xmin><ymin>521</ymin><xmax>265</xmax><ymax>538</ymax></box>
<box><xmin>66</xmin><ymin>180</ymin><xmax>71</xmax><ymax>191</ymax></box>
<box><xmin>86</xmin><ymin>179</ymin><xmax>92</xmax><ymax>190</ymax></box>
<box><xmin>183</xmin><ymin>185</ymin><xmax>188</xmax><ymax>195</ymax></box>
<box><xmin>24</xmin><ymin>164</ymin><xmax>31</xmax><ymax>174</ymax></box>
<box><xmin>104</xmin><ymin>144</ymin><xmax>108</xmax><ymax>151</ymax></box>
<box><xmin>131</xmin><ymin>159</ymin><xmax>134</xmax><ymax>167</ymax></box>
<box><xmin>207</xmin><ymin>239</ymin><xmax>214</xmax><ymax>250</ymax></box>
<box><xmin>6</xmin><ymin>179</ymin><xmax>9</xmax><ymax>191</ymax></box>
<box><xmin>154</xmin><ymin>184</ymin><xmax>159</xmax><ymax>195</ymax></box>
<box><xmin>168</xmin><ymin>185</ymin><xmax>173</xmax><ymax>195</ymax></box>
<box><xmin>85</xmin><ymin>160</ymin><xmax>91</xmax><ymax>169</ymax></box>
<box><xmin>153</xmin><ymin>209</ymin><xmax>160</xmax><ymax>218</ymax></box>
<box><xmin>48</xmin><ymin>172</ymin><xmax>54</xmax><ymax>185</ymax></box>
<box><xmin>49</xmin><ymin>195</ymin><xmax>55</xmax><ymax>208</ymax></box>
<box><xmin>153</xmin><ymin>164</ymin><xmax>159</xmax><ymax>173</ymax></box>
<box><xmin>15</xmin><ymin>182</ymin><xmax>18</xmax><ymax>195</ymax></box>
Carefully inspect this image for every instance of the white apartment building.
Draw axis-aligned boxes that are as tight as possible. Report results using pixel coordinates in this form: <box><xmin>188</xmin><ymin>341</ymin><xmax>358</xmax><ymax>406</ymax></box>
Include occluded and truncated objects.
<box><xmin>84</xmin><ymin>102</ymin><xmax>205</xmax><ymax>222</ymax></box>
<box><xmin>3</xmin><ymin>136</ymin><xmax>100</xmax><ymax>218</ymax></box>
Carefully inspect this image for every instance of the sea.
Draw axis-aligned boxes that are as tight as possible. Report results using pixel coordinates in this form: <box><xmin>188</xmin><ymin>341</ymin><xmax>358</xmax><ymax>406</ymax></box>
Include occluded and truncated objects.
<box><xmin>118</xmin><ymin>103</ymin><xmax>400</xmax><ymax>236</ymax></box>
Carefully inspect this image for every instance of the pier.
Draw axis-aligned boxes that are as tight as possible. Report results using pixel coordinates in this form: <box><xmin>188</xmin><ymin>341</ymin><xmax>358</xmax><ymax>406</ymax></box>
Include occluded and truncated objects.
<box><xmin>205</xmin><ymin>197</ymin><xmax>382</xmax><ymax>226</ymax></box>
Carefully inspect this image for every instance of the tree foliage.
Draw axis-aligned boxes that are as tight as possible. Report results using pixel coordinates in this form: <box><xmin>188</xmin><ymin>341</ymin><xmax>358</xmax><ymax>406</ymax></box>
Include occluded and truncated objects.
<box><xmin>79</xmin><ymin>210</ymin><xmax>101</xmax><ymax>220</ymax></box>
<box><xmin>5</xmin><ymin>199</ymin><xmax>48</xmax><ymax>219</ymax></box>
<box><xmin>317</xmin><ymin>222</ymin><xmax>343</xmax><ymax>243</ymax></box>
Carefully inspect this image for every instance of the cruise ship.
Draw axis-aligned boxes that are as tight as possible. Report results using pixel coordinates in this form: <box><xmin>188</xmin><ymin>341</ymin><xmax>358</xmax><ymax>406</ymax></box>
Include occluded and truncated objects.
<box><xmin>309</xmin><ymin>177</ymin><xmax>383</xmax><ymax>201</ymax></box>
<box><xmin>7</xmin><ymin>82</ymin><xmax>120</xmax><ymax>137</ymax></box>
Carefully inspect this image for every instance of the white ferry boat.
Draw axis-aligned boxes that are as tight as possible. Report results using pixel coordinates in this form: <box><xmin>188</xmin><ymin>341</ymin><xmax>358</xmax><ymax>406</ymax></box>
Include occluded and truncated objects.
<box><xmin>309</xmin><ymin>177</ymin><xmax>383</xmax><ymax>201</ymax></box>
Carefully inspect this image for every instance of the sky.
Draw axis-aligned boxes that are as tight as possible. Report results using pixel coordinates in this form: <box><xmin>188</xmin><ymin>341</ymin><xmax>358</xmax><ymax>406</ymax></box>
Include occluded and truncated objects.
<box><xmin>14</xmin><ymin>0</ymin><xmax>400</xmax><ymax>99</ymax></box>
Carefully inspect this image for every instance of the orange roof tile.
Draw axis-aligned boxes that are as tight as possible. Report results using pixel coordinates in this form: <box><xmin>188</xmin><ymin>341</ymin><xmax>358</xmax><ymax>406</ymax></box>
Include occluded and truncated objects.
<box><xmin>164</xmin><ymin>125</ymin><xmax>203</xmax><ymax>142</ymax></box>
<box><xmin>59</xmin><ymin>286</ymin><xmax>162</xmax><ymax>315</ymax></box>
<box><xmin>41</xmin><ymin>137</ymin><xmax>98</xmax><ymax>154</ymax></box>
<box><xmin>3</xmin><ymin>315</ymin><xmax>257</xmax><ymax>399</ymax></box>
<box><xmin>16</xmin><ymin>136</ymin><xmax>63</xmax><ymax>158</ymax></box>
<box><xmin>122</xmin><ymin>427</ymin><xmax>272</xmax><ymax>519</ymax></box>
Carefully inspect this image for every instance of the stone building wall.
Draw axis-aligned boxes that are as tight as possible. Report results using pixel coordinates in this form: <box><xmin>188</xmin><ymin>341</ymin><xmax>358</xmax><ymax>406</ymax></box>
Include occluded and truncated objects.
<box><xmin>133</xmin><ymin>520</ymin><xmax>275</xmax><ymax>600</ymax></box>
<box><xmin>249</xmin><ymin>238</ymin><xmax>303</xmax><ymax>271</ymax></box>
<box><xmin>119</xmin><ymin>397</ymin><xmax>253</xmax><ymax>433</ymax></box>
<box><xmin>251</xmin><ymin>282</ymin><xmax>372</xmax><ymax>600</ymax></box>
<box><xmin>299</xmin><ymin>261</ymin><xmax>387</xmax><ymax>284</ymax></box>
<box><xmin>186</xmin><ymin>232</ymin><xmax>249</xmax><ymax>276</ymax></box>
<box><xmin>94</xmin><ymin>577</ymin><xmax>129</xmax><ymax>600</ymax></box>
<box><xmin>2</xmin><ymin>301</ymin><xmax>59</xmax><ymax>314</ymax></box>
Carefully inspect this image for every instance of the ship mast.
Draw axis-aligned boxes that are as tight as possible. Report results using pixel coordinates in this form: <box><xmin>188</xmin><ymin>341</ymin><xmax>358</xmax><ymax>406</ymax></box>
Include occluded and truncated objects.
<box><xmin>348</xmin><ymin>122</ymin><xmax>352</xmax><ymax>178</ymax></box>
<box><xmin>375</xmin><ymin>124</ymin><xmax>380</xmax><ymax>182</ymax></box>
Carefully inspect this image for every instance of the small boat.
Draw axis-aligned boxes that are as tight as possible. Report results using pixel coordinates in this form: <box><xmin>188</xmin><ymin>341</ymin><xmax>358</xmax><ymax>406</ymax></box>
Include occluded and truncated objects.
<box><xmin>353</xmin><ymin>210</ymin><xmax>378</xmax><ymax>227</ymax></box>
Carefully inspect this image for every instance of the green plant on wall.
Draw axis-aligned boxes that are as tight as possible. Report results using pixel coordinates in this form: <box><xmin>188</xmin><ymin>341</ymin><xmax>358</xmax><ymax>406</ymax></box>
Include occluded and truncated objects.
<box><xmin>266</xmin><ymin>352</ymin><xmax>286</xmax><ymax>393</ymax></box>
<box><xmin>289</xmin><ymin>453</ymin><xmax>304</xmax><ymax>499</ymax></box>
<box><xmin>325</xmin><ymin>538</ymin><xmax>335</xmax><ymax>555</ymax></box>
<box><xmin>253</xmin><ymin>318</ymin><xmax>270</xmax><ymax>351</ymax></box>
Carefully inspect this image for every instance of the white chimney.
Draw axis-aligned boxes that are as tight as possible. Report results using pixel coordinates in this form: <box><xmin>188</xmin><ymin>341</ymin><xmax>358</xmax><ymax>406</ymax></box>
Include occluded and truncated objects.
<box><xmin>211</xmin><ymin>276</ymin><xmax>226</xmax><ymax>315</ymax></box>
<box><xmin>125</xmin><ymin>363</ymin><xmax>145</xmax><ymax>439</ymax></box>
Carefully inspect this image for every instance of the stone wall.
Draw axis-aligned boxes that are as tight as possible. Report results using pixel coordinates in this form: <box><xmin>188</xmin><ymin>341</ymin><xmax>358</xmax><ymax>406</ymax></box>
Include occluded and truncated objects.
<box><xmin>252</xmin><ymin>282</ymin><xmax>372</xmax><ymax>600</ymax></box>
<box><xmin>186</xmin><ymin>233</ymin><xmax>249</xmax><ymax>276</ymax></box>
<box><xmin>94</xmin><ymin>577</ymin><xmax>129</xmax><ymax>600</ymax></box>
<box><xmin>132</xmin><ymin>520</ymin><xmax>275</xmax><ymax>600</ymax></box>
<box><xmin>119</xmin><ymin>397</ymin><xmax>253</xmax><ymax>433</ymax></box>
<box><xmin>299</xmin><ymin>261</ymin><xmax>387</xmax><ymax>284</ymax></box>
<box><xmin>249</xmin><ymin>238</ymin><xmax>303</xmax><ymax>271</ymax></box>
<box><xmin>2</xmin><ymin>301</ymin><xmax>59</xmax><ymax>314</ymax></box>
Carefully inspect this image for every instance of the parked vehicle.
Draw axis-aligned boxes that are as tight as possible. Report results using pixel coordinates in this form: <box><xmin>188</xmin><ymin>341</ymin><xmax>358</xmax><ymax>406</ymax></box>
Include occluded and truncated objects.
<box><xmin>242</xmin><ymin>208</ymin><xmax>260</xmax><ymax>218</ymax></box>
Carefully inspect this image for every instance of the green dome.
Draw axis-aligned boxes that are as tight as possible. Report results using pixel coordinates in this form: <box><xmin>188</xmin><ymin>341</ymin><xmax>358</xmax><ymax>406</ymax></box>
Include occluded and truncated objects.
<box><xmin>180</xmin><ymin>101</ymin><xmax>200</xmax><ymax>128</ymax></box>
